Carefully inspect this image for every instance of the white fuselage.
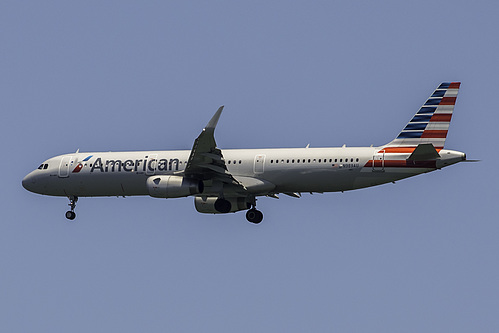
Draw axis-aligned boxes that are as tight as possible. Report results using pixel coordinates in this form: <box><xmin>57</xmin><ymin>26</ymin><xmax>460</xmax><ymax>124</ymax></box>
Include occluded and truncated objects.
<box><xmin>21</xmin><ymin>82</ymin><xmax>467</xmax><ymax>222</ymax></box>
<box><xmin>22</xmin><ymin>146</ymin><xmax>465</xmax><ymax>198</ymax></box>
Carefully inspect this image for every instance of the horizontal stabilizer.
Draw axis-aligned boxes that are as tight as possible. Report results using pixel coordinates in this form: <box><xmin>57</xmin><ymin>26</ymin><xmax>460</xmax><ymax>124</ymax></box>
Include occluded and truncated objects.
<box><xmin>407</xmin><ymin>143</ymin><xmax>440</xmax><ymax>161</ymax></box>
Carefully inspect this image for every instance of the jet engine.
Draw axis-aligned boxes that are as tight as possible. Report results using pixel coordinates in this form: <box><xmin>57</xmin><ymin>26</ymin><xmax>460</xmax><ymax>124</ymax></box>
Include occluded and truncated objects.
<box><xmin>194</xmin><ymin>196</ymin><xmax>251</xmax><ymax>214</ymax></box>
<box><xmin>147</xmin><ymin>175</ymin><xmax>203</xmax><ymax>198</ymax></box>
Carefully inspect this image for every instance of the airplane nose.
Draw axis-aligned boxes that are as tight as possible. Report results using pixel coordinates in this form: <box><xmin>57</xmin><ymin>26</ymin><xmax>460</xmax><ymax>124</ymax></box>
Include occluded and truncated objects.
<box><xmin>22</xmin><ymin>172</ymin><xmax>36</xmax><ymax>192</ymax></box>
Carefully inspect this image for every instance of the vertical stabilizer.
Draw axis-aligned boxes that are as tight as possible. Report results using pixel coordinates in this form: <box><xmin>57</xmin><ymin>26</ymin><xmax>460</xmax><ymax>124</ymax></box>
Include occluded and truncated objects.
<box><xmin>385</xmin><ymin>82</ymin><xmax>460</xmax><ymax>151</ymax></box>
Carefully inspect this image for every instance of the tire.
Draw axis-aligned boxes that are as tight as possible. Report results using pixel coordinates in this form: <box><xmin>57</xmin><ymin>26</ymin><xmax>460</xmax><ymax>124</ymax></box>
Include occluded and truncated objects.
<box><xmin>255</xmin><ymin>210</ymin><xmax>263</xmax><ymax>223</ymax></box>
<box><xmin>246</xmin><ymin>209</ymin><xmax>263</xmax><ymax>224</ymax></box>
<box><xmin>65</xmin><ymin>211</ymin><xmax>76</xmax><ymax>220</ymax></box>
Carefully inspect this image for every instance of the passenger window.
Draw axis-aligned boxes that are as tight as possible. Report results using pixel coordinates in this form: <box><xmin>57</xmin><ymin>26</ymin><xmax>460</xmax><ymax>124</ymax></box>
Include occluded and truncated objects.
<box><xmin>318</xmin><ymin>159</ymin><xmax>321</xmax><ymax>163</ymax></box>
<box><xmin>356</xmin><ymin>158</ymin><xmax>359</xmax><ymax>162</ymax></box>
<box><xmin>239</xmin><ymin>161</ymin><xmax>241</xmax><ymax>164</ymax></box>
<box><xmin>340</xmin><ymin>159</ymin><xmax>342</xmax><ymax>162</ymax></box>
<box><xmin>351</xmin><ymin>158</ymin><xmax>353</xmax><ymax>162</ymax></box>
<box><xmin>228</xmin><ymin>160</ymin><xmax>231</xmax><ymax>164</ymax></box>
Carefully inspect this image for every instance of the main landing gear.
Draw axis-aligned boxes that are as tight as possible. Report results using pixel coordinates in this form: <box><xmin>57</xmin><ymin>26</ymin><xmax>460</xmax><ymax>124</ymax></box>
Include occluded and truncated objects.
<box><xmin>65</xmin><ymin>196</ymin><xmax>78</xmax><ymax>220</ymax></box>
<box><xmin>246</xmin><ymin>207</ymin><xmax>263</xmax><ymax>224</ymax></box>
<box><xmin>242</xmin><ymin>196</ymin><xmax>263</xmax><ymax>224</ymax></box>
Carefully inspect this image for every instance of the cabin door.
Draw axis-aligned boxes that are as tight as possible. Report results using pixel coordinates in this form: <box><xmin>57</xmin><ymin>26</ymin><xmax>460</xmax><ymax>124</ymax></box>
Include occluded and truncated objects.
<box><xmin>58</xmin><ymin>156</ymin><xmax>75</xmax><ymax>178</ymax></box>
<box><xmin>372</xmin><ymin>150</ymin><xmax>385</xmax><ymax>172</ymax></box>
<box><xmin>254</xmin><ymin>154</ymin><xmax>265</xmax><ymax>174</ymax></box>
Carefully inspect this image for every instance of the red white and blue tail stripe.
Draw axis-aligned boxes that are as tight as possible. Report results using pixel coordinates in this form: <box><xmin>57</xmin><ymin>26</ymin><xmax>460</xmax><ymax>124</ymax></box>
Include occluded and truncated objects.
<box><xmin>384</xmin><ymin>82</ymin><xmax>460</xmax><ymax>152</ymax></box>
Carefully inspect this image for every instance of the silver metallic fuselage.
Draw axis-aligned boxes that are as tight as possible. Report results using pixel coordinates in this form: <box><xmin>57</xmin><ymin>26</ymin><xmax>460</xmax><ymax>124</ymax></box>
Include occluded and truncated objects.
<box><xmin>22</xmin><ymin>147</ymin><xmax>465</xmax><ymax>198</ymax></box>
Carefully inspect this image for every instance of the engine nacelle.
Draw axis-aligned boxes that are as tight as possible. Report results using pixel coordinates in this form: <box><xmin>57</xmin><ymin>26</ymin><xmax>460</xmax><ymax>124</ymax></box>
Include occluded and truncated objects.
<box><xmin>147</xmin><ymin>175</ymin><xmax>203</xmax><ymax>198</ymax></box>
<box><xmin>195</xmin><ymin>196</ymin><xmax>251</xmax><ymax>214</ymax></box>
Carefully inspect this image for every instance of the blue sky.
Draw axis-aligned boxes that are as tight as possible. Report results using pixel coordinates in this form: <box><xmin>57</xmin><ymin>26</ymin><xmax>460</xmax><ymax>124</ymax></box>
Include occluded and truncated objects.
<box><xmin>2</xmin><ymin>1</ymin><xmax>498</xmax><ymax>331</ymax></box>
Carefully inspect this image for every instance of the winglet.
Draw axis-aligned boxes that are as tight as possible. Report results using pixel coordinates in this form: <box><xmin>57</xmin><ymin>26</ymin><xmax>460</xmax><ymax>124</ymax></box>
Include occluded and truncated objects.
<box><xmin>205</xmin><ymin>106</ymin><xmax>224</xmax><ymax>130</ymax></box>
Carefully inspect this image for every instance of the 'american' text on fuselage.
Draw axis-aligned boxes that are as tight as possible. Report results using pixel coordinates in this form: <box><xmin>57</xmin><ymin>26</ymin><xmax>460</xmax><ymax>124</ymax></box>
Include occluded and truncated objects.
<box><xmin>89</xmin><ymin>157</ymin><xmax>181</xmax><ymax>173</ymax></box>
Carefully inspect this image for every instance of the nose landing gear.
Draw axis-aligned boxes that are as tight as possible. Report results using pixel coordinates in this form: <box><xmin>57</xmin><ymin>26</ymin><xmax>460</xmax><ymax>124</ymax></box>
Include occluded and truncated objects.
<box><xmin>65</xmin><ymin>196</ymin><xmax>78</xmax><ymax>220</ymax></box>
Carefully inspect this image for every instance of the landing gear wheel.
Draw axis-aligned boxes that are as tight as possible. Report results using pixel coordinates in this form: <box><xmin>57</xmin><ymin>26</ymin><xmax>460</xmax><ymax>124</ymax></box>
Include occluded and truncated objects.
<box><xmin>66</xmin><ymin>196</ymin><xmax>78</xmax><ymax>221</ymax></box>
<box><xmin>65</xmin><ymin>211</ymin><xmax>76</xmax><ymax>220</ymax></box>
<box><xmin>246</xmin><ymin>209</ymin><xmax>263</xmax><ymax>224</ymax></box>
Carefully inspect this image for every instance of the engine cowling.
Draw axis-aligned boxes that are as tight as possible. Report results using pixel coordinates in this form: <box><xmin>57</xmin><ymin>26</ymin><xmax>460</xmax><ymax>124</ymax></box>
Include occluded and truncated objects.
<box><xmin>147</xmin><ymin>175</ymin><xmax>203</xmax><ymax>198</ymax></box>
<box><xmin>194</xmin><ymin>196</ymin><xmax>251</xmax><ymax>214</ymax></box>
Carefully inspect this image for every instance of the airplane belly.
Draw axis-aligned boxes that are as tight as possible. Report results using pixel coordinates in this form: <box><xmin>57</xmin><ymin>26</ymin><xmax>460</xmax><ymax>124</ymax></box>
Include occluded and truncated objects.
<box><xmin>267</xmin><ymin>169</ymin><xmax>359</xmax><ymax>193</ymax></box>
<box><xmin>55</xmin><ymin>173</ymin><xmax>148</xmax><ymax>197</ymax></box>
<box><xmin>265</xmin><ymin>165</ymin><xmax>435</xmax><ymax>193</ymax></box>
<box><xmin>353</xmin><ymin>167</ymin><xmax>435</xmax><ymax>189</ymax></box>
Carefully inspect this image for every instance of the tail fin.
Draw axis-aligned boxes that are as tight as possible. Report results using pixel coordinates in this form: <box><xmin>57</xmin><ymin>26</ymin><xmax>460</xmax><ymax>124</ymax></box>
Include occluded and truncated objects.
<box><xmin>385</xmin><ymin>82</ymin><xmax>460</xmax><ymax>151</ymax></box>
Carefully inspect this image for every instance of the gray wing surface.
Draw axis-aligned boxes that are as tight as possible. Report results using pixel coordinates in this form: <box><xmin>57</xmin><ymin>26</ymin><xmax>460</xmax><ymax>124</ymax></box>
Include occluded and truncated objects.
<box><xmin>184</xmin><ymin>106</ymin><xmax>247</xmax><ymax>192</ymax></box>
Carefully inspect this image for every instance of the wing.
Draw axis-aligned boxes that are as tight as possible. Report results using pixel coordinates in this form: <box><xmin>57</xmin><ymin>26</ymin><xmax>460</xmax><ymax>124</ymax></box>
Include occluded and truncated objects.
<box><xmin>184</xmin><ymin>106</ymin><xmax>247</xmax><ymax>194</ymax></box>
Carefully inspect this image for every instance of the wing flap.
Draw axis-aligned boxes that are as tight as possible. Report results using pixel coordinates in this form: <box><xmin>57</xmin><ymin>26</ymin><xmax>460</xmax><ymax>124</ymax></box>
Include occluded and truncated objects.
<box><xmin>198</xmin><ymin>163</ymin><xmax>229</xmax><ymax>174</ymax></box>
<box><xmin>201</xmin><ymin>152</ymin><xmax>224</xmax><ymax>162</ymax></box>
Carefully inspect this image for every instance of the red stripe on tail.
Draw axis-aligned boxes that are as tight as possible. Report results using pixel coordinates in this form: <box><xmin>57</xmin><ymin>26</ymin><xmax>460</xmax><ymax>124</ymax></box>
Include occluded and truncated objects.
<box><xmin>440</xmin><ymin>97</ymin><xmax>456</xmax><ymax>105</ymax></box>
<box><xmin>430</xmin><ymin>114</ymin><xmax>452</xmax><ymax>122</ymax></box>
<box><xmin>421</xmin><ymin>130</ymin><xmax>448</xmax><ymax>138</ymax></box>
<box><xmin>382</xmin><ymin>147</ymin><xmax>443</xmax><ymax>153</ymax></box>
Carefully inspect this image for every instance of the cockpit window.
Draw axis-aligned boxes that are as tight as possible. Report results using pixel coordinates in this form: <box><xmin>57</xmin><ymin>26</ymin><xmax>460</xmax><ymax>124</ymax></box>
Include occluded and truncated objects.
<box><xmin>38</xmin><ymin>164</ymin><xmax>48</xmax><ymax>170</ymax></box>
<box><xmin>43</xmin><ymin>164</ymin><xmax>48</xmax><ymax>169</ymax></box>
<box><xmin>38</xmin><ymin>164</ymin><xmax>44</xmax><ymax>170</ymax></box>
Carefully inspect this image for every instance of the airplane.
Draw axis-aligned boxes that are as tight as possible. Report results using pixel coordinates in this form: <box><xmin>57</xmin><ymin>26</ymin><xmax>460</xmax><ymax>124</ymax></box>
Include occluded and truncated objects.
<box><xmin>22</xmin><ymin>82</ymin><xmax>468</xmax><ymax>224</ymax></box>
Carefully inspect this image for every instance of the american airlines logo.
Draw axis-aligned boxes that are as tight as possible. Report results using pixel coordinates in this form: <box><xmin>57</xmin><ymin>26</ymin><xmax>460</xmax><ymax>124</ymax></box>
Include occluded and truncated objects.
<box><xmin>72</xmin><ymin>155</ymin><xmax>93</xmax><ymax>173</ymax></box>
<box><xmin>86</xmin><ymin>157</ymin><xmax>182</xmax><ymax>173</ymax></box>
